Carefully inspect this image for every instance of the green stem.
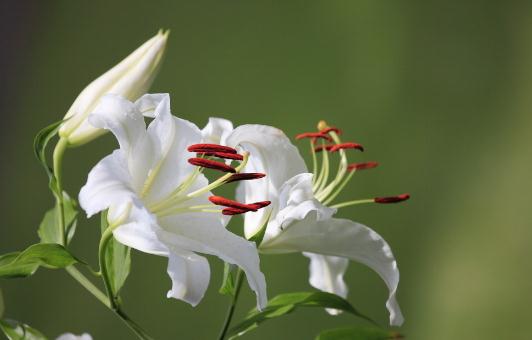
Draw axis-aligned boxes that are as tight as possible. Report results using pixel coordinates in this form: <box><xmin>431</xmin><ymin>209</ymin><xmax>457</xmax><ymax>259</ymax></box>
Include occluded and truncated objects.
<box><xmin>99</xmin><ymin>226</ymin><xmax>118</xmax><ymax>309</ymax></box>
<box><xmin>115</xmin><ymin>308</ymin><xmax>155</xmax><ymax>340</ymax></box>
<box><xmin>66</xmin><ymin>265</ymin><xmax>109</xmax><ymax>307</ymax></box>
<box><xmin>53</xmin><ymin>137</ymin><xmax>68</xmax><ymax>245</ymax></box>
<box><xmin>218</xmin><ymin>269</ymin><xmax>244</xmax><ymax>340</ymax></box>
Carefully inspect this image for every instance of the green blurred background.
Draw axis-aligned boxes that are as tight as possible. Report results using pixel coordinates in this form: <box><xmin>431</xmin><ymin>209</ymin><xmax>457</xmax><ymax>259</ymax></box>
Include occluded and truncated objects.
<box><xmin>2</xmin><ymin>1</ymin><xmax>532</xmax><ymax>339</ymax></box>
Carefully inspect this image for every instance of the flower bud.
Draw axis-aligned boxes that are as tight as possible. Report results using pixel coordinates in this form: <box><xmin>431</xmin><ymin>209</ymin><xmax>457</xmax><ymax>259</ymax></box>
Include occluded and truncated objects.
<box><xmin>59</xmin><ymin>30</ymin><xmax>169</xmax><ymax>146</ymax></box>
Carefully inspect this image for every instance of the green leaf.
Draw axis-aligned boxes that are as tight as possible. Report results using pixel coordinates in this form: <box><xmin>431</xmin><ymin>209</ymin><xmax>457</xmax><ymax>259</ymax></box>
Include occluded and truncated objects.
<box><xmin>33</xmin><ymin>120</ymin><xmax>63</xmax><ymax>187</ymax></box>
<box><xmin>219</xmin><ymin>263</ymin><xmax>236</xmax><ymax>296</ymax></box>
<box><xmin>316</xmin><ymin>326</ymin><xmax>403</xmax><ymax>340</ymax></box>
<box><xmin>0</xmin><ymin>319</ymin><xmax>48</xmax><ymax>340</ymax></box>
<box><xmin>37</xmin><ymin>193</ymin><xmax>79</xmax><ymax>245</ymax></box>
<box><xmin>228</xmin><ymin>291</ymin><xmax>375</xmax><ymax>339</ymax></box>
<box><xmin>0</xmin><ymin>244</ymin><xmax>80</xmax><ymax>278</ymax></box>
<box><xmin>100</xmin><ymin>211</ymin><xmax>131</xmax><ymax>296</ymax></box>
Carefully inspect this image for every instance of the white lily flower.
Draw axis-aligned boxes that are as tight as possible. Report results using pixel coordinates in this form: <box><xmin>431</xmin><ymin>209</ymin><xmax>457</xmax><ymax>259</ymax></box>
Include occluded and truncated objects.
<box><xmin>59</xmin><ymin>30</ymin><xmax>169</xmax><ymax>146</ymax></box>
<box><xmin>78</xmin><ymin>93</ymin><xmax>267</xmax><ymax>309</ymax></box>
<box><xmin>206</xmin><ymin>121</ymin><xmax>407</xmax><ymax>326</ymax></box>
<box><xmin>56</xmin><ymin>333</ymin><xmax>92</xmax><ymax>340</ymax></box>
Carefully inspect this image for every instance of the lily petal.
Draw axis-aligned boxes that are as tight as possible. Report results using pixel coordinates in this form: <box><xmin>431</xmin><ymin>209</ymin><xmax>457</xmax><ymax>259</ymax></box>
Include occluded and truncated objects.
<box><xmin>261</xmin><ymin>215</ymin><xmax>403</xmax><ymax>326</ymax></box>
<box><xmin>202</xmin><ymin>117</ymin><xmax>234</xmax><ymax>145</ymax></box>
<box><xmin>303</xmin><ymin>252</ymin><xmax>349</xmax><ymax>315</ymax></box>
<box><xmin>226</xmin><ymin>124</ymin><xmax>307</xmax><ymax>238</ymax></box>
<box><xmin>166</xmin><ymin>248</ymin><xmax>210</xmax><ymax>306</ymax></box>
<box><xmin>78</xmin><ymin>150</ymin><xmax>136</xmax><ymax>218</ymax></box>
<box><xmin>158</xmin><ymin>214</ymin><xmax>268</xmax><ymax>309</ymax></box>
<box><xmin>56</xmin><ymin>333</ymin><xmax>92</xmax><ymax>340</ymax></box>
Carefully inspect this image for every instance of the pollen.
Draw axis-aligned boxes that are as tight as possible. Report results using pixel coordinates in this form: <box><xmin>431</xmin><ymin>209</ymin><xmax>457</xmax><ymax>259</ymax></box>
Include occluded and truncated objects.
<box><xmin>295</xmin><ymin>132</ymin><xmax>333</xmax><ymax>142</ymax></box>
<box><xmin>329</xmin><ymin>142</ymin><xmax>364</xmax><ymax>152</ymax></box>
<box><xmin>347</xmin><ymin>162</ymin><xmax>379</xmax><ymax>171</ymax></box>
<box><xmin>187</xmin><ymin>143</ymin><xmax>237</xmax><ymax>154</ymax></box>
<box><xmin>198</xmin><ymin>152</ymin><xmax>244</xmax><ymax>160</ymax></box>
<box><xmin>374</xmin><ymin>193</ymin><xmax>410</xmax><ymax>204</ymax></box>
<box><xmin>225</xmin><ymin>173</ymin><xmax>266</xmax><ymax>183</ymax></box>
<box><xmin>188</xmin><ymin>158</ymin><xmax>236</xmax><ymax>173</ymax></box>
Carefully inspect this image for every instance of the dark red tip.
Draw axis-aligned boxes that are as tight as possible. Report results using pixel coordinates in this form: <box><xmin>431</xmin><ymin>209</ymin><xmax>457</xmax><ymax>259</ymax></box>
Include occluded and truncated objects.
<box><xmin>247</xmin><ymin>201</ymin><xmax>271</xmax><ymax>210</ymax></box>
<box><xmin>314</xmin><ymin>144</ymin><xmax>335</xmax><ymax>152</ymax></box>
<box><xmin>330</xmin><ymin>142</ymin><xmax>364</xmax><ymax>152</ymax></box>
<box><xmin>320</xmin><ymin>127</ymin><xmax>342</xmax><ymax>135</ymax></box>
<box><xmin>295</xmin><ymin>132</ymin><xmax>333</xmax><ymax>142</ymax></box>
<box><xmin>222</xmin><ymin>207</ymin><xmax>249</xmax><ymax>216</ymax></box>
<box><xmin>187</xmin><ymin>143</ymin><xmax>237</xmax><ymax>154</ymax></box>
<box><xmin>188</xmin><ymin>158</ymin><xmax>236</xmax><ymax>173</ymax></box>
<box><xmin>209</xmin><ymin>196</ymin><xmax>257</xmax><ymax>211</ymax></box>
<box><xmin>348</xmin><ymin>162</ymin><xmax>379</xmax><ymax>171</ymax></box>
<box><xmin>374</xmin><ymin>193</ymin><xmax>410</xmax><ymax>204</ymax></box>
<box><xmin>198</xmin><ymin>152</ymin><xmax>244</xmax><ymax>161</ymax></box>
<box><xmin>225</xmin><ymin>173</ymin><xmax>266</xmax><ymax>183</ymax></box>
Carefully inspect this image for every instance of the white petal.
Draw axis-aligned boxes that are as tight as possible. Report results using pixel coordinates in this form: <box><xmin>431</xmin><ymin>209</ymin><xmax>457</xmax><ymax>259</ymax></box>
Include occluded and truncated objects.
<box><xmin>166</xmin><ymin>248</ymin><xmax>210</xmax><ymax>306</ymax></box>
<box><xmin>264</xmin><ymin>173</ymin><xmax>335</xmax><ymax>242</ymax></box>
<box><xmin>112</xmin><ymin>202</ymin><xmax>167</xmax><ymax>256</ymax></box>
<box><xmin>56</xmin><ymin>333</ymin><xmax>92</xmax><ymax>340</ymax></box>
<box><xmin>201</xmin><ymin>117</ymin><xmax>234</xmax><ymax>145</ymax></box>
<box><xmin>261</xmin><ymin>216</ymin><xmax>404</xmax><ymax>326</ymax></box>
<box><xmin>226</xmin><ymin>124</ymin><xmax>307</xmax><ymax>238</ymax></box>
<box><xmin>158</xmin><ymin>214</ymin><xmax>268</xmax><ymax>309</ymax></box>
<box><xmin>142</xmin><ymin>109</ymin><xmax>204</xmax><ymax>204</ymax></box>
<box><xmin>88</xmin><ymin>94</ymin><xmax>146</xmax><ymax>152</ymax></box>
<box><xmin>78</xmin><ymin>150</ymin><xmax>137</xmax><ymax>218</ymax></box>
<box><xmin>303</xmin><ymin>252</ymin><xmax>349</xmax><ymax>315</ymax></box>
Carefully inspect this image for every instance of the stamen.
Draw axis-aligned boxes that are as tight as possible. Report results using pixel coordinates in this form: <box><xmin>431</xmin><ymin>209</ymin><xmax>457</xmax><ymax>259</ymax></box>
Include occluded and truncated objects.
<box><xmin>209</xmin><ymin>196</ymin><xmax>257</xmax><ymax>211</ymax></box>
<box><xmin>198</xmin><ymin>152</ymin><xmax>244</xmax><ymax>160</ymax></box>
<box><xmin>221</xmin><ymin>201</ymin><xmax>271</xmax><ymax>215</ymax></box>
<box><xmin>348</xmin><ymin>162</ymin><xmax>379</xmax><ymax>171</ymax></box>
<box><xmin>314</xmin><ymin>144</ymin><xmax>335</xmax><ymax>152</ymax></box>
<box><xmin>187</xmin><ymin>143</ymin><xmax>237</xmax><ymax>154</ymax></box>
<box><xmin>188</xmin><ymin>158</ymin><xmax>236</xmax><ymax>173</ymax></box>
<box><xmin>295</xmin><ymin>132</ymin><xmax>333</xmax><ymax>142</ymax></box>
<box><xmin>374</xmin><ymin>193</ymin><xmax>410</xmax><ymax>204</ymax></box>
<box><xmin>222</xmin><ymin>207</ymin><xmax>249</xmax><ymax>216</ymax></box>
<box><xmin>330</xmin><ymin>142</ymin><xmax>364</xmax><ymax>152</ymax></box>
<box><xmin>225</xmin><ymin>173</ymin><xmax>266</xmax><ymax>183</ymax></box>
<box><xmin>320</xmin><ymin>127</ymin><xmax>342</xmax><ymax>135</ymax></box>
<box><xmin>247</xmin><ymin>201</ymin><xmax>271</xmax><ymax>210</ymax></box>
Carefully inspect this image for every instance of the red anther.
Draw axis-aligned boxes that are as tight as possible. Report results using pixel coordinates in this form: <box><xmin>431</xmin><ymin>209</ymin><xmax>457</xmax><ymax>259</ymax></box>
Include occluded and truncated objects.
<box><xmin>209</xmin><ymin>196</ymin><xmax>257</xmax><ymax>211</ymax></box>
<box><xmin>374</xmin><ymin>193</ymin><xmax>410</xmax><ymax>204</ymax></box>
<box><xmin>330</xmin><ymin>142</ymin><xmax>364</xmax><ymax>152</ymax></box>
<box><xmin>348</xmin><ymin>162</ymin><xmax>379</xmax><ymax>171</ymax></box>
<box><xmin>225</xmin><ymin>173</ymin><xmax>266</xmax><ymax>183</ymax></box>
<box><xmin>320</xmin><ymin>127</ymin><xmax>342</xmax><ymax>135</ymax></box>
<box><xmin>314</xmin><ymin>144</ymin><xmax>335</xmax><ymax>152</ymax></box>
<box><xmin>188</xmin><ymin>158</ymin><xmax>236</xmax><ymax>173</ymax></box>
<box><xmin>187</xmin><ymin>143</ymin><xmax>237</xmax><ymax>154</ymax></box>
<box><xmin>222</xmin><ymin>207</ymin><xmax>249</xmax><ymax>216</ymax></box>
<box><xmin>295</xmin><ymin>132</ymin><xmax>333</xmax><ymax>142</ymax></box>
<box><xmin>247</xmin><ymin>201</ymin><xmax>271</xmax><ymax>210</ymax></box>
<box><xmin>198</xmin><ymin>152</ymin><xmax>244</xmax><ymax>161</ymax></box>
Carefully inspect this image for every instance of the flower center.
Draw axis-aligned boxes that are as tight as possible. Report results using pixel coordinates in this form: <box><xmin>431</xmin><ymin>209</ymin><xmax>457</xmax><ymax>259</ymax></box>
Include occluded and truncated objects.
<box><xmin>147</xmin><ymin>143</ymin><xmax>270</xmax><ymax>218</ymax></box>
<box><xmin>295</xmin><ymin>120</ymin><xmax>410</xmax><ymax>209</ymax></box>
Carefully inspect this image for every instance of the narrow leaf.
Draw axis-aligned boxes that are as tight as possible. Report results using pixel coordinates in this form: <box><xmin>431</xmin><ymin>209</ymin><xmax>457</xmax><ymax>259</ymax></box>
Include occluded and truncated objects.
<box><xmin>33</xmin><ymin>120</ymin><xmax>63</xmax><ymax>183</ymax></box>
<box><xmin>0</xmin><ymin>319</ymin><xmax>48</xmax><ymax>340</ymax></box>
<box><xmin>219</xmin><ymin>262</ymin><xmax>236</xmax><ymax>296</ymax></box>
<box><xmin>37</xmin><ymin>193</ymin><xmax>79</xmax><ymax>245</ymax></box>
<box><xmin>316</xmin><ymin>326</ymin><xmax>403</xmax><ymax>340</ymax></box>
<box><xmin>100</xmin><ymin>211</ymin><xmax>131</xmax><ymax>296</ymax></box>
<box><xmin>228</xmin><ymin>291</ymin><xmax>375</xmax><ymax>338</ymax></box>
<box><xmin>0</xmin><ymin>244</ymin><xmax>80</xmax><ymax>278</ymax></box>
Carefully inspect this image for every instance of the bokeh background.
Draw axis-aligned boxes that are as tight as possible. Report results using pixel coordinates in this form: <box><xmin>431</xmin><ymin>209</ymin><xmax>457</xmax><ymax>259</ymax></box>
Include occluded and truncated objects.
<box><xmin>1</xmin><ymin>1</ymin><xmax>532</xmax><ymax>339</ymax></box>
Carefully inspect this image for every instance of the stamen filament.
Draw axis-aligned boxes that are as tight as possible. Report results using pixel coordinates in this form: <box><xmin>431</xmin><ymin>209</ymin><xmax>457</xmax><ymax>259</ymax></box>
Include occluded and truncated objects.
<box><xmin>320</xmin><ymin>170</ymin><xmax>355</xmax><ymax>205</ymax></box>
<box><xmin>329</xmin><ymin>198</ymin><xmax>374</xmax><ymax>209</ymax></box>
<box><xmin>186</xmin><ymin>152</ymin><xmax>250</xmax><ymax>199</ymax></box>
<box><xmin>310</xmin><ymin>140</ymin><xmax>318</xmax><ymax>186</ymax></box>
